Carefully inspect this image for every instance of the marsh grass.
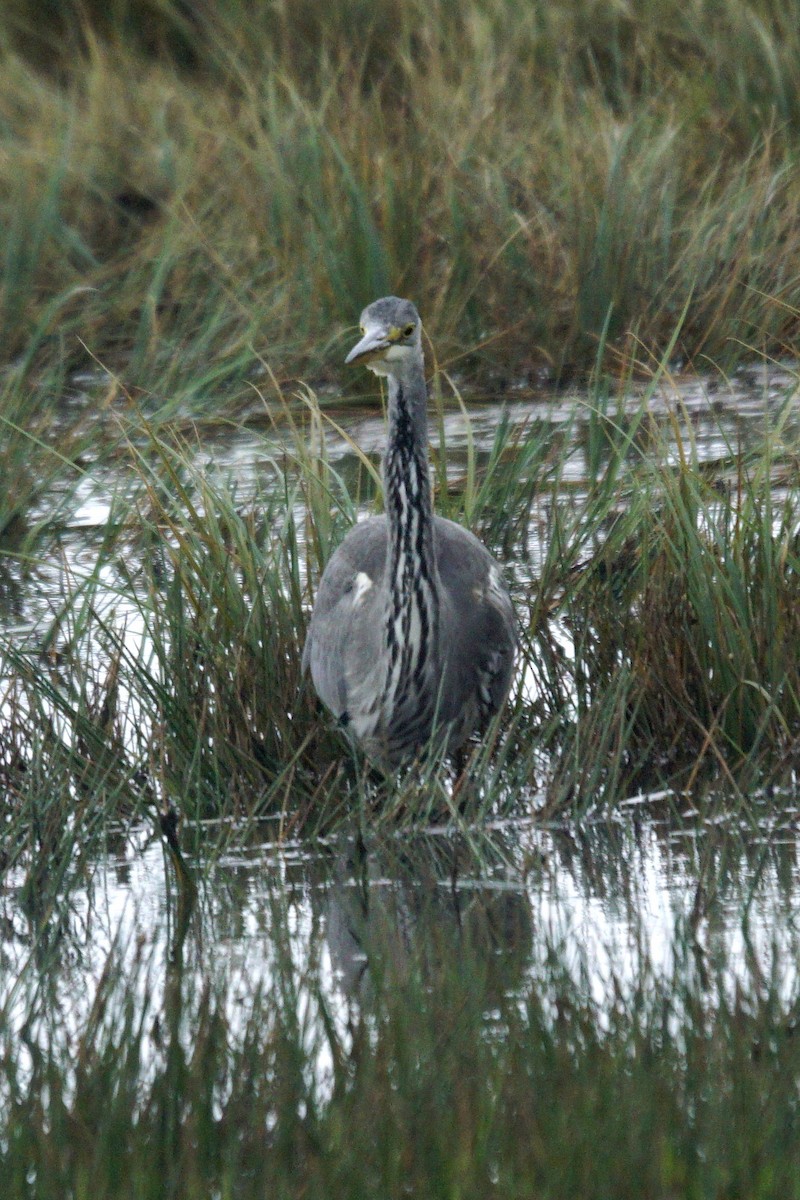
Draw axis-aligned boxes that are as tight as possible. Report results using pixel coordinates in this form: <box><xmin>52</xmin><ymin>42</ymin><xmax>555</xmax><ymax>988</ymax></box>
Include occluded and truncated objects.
<box><xmin>0</xmin><ymin>365</ymin><xmax>100</xmax><ymax>550</ymax></box>
<box><xmin>1</xmin><ymin>1</ymin><xmax>800</xmax><ymax>391</ymax></box>
<box><xmin>529</xmin><ymin>390</ymin><xmax>800</xmax><ymax>810</ymax></box>
<box><xmin>1</xmin><ymin>351</ymin><xmax>799</xmax><ymax>889</ymax></box>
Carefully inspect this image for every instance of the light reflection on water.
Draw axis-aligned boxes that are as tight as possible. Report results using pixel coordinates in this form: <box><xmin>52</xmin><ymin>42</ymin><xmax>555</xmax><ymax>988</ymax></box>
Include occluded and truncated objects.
<box><xmin>4</xmin><ymin>812</ymin><xmax>800</xmax><ymax>1094</ymax></box>
<box><xmin>32</xmin><ymin>360</ymin><xmax>800</xmax><ymax>543</ymax></box>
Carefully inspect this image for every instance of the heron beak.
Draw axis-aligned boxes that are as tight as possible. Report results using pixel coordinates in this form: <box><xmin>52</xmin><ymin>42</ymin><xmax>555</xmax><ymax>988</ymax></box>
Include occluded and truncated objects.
<box><xmin>345</xmin><ymin>326</ymin><xmax>392</xmax><ymax>366</ymax></box>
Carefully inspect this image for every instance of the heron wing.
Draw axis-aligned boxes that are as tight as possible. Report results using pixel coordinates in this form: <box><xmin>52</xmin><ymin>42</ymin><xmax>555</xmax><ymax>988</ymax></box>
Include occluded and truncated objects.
<box><xmin>433</xmin><ymin>517</ymin><xmax>517</xmax><ymax>725</ymax></box>
<box><xmin>302</xmin><ymin>518</ymin><xmax>388</xmax><ymax>719</ymax></box>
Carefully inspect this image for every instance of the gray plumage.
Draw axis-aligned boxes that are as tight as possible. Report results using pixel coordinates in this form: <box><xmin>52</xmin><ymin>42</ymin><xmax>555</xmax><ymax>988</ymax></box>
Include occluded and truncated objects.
<box><xmin>302</xmin><ymin>296</ymin><xmax>517</xmax><ymax>770</ymax></box>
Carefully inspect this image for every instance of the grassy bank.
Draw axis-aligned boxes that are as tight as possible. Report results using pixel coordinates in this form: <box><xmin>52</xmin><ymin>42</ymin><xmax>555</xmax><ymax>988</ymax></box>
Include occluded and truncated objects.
<box><xmin>0</xmin><ymin>0</ymin><xmax>799</xmax><ymax>394</ymax></box>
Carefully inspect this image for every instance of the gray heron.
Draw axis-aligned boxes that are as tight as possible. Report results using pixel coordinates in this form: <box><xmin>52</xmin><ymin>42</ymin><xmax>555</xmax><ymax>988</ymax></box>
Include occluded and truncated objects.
<box><xmin>302</xmin><ymin>296</ymin><xmax>517</xmax><ymax>770</ymax></box>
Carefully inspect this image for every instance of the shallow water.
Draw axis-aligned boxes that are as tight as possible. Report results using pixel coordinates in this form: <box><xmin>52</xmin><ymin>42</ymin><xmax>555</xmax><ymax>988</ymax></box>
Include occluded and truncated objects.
<box><xmin>22</xmin><ymin>358</ymin><xmax>800</xmax><ymax>584</ymax></box>
<box><xmin>3</xmin><ymin>365</ymin><xmax>800</xmax><ymax>1078</ymax></box>
<box><xmin>5</xmin><ymin>803</ymin><xmax>800</xmax><ymax>1098</ymax></box>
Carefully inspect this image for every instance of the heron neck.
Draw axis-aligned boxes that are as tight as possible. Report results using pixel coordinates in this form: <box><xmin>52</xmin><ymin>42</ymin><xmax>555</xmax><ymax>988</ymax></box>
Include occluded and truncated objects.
<box><xmin>383</xmin><ymin>369</ymin><xmax>435</xmax><ymax>578</ymax></box>
<box><xmin>380</xmin><ymin>368</ymin><xmax>440</xmax><ymax>703</ymax></box>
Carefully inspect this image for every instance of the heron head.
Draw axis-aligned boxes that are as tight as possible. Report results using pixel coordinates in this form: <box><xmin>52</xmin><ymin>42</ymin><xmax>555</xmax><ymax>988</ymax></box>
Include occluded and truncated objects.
<box><xmin>345</xmin><ymin>297</ymin><xmax>422</xmax><ymax>377</ymax></box>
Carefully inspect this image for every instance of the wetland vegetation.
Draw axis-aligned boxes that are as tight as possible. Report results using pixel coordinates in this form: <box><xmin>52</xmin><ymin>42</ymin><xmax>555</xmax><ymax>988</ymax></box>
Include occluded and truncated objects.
<box><xmin>2</xmin><ymin>1</ymin><xmax>800</xmax><ymax>1195</ymax></box>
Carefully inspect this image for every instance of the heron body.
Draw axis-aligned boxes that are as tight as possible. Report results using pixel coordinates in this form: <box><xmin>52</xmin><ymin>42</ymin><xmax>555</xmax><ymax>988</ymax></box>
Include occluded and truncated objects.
<box><xmin>302</xmin><ymin>297</ymin><xmax>517</xmax><ymax>770</ymax></box>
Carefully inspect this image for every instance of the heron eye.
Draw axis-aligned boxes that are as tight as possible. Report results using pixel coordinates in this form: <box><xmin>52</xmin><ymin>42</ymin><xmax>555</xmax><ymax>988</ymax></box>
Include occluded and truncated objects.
<box><xmin>402</xmin><ymin>323</ymin><xmax>415</xmax><ymax>338</ymax></box>
<box><xmin>359</xmin><ymin>325</ymin><xmax>366</xmax><ymax>335</ymax></box>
